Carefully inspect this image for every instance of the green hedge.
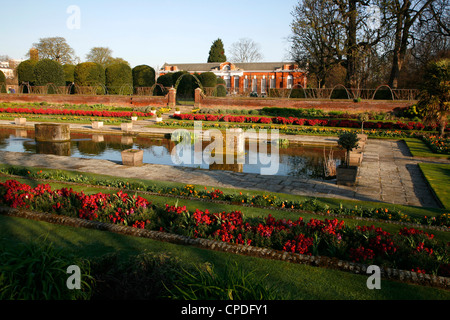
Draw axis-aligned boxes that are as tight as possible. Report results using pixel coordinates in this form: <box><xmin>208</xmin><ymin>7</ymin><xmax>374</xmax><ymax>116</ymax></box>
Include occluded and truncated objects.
<box><xmin>132</xmin><ymin>65</ymin><xmax>156</xmax><ymax>88</ymax></box>
<box><xmin>155</xmin><ymin>73</ymin><xmax>173</xmax><ymax>96</ymax></box>
<box><xmin>74</xmin><ymin>62</ymin><xmax>105</xmax><ymax>87</ymax></box>
<box><xmin>17</xmin><ymin>60</ymin><xmax>37</xmax><ymax>85</ymax></box>
<box><xmin>33</xmin><ymin>59</ymin><xmax>65</xmax><ymax>87</ymax></box>
<box><xmin>105</xmin><ymin>63</ymin><xmax>133</xmax><ymax>95</ymax></box>
<box><xmin>199</xmin><ymin>72</ymin><xmax>217</xmax><ymax>88</ymax></box>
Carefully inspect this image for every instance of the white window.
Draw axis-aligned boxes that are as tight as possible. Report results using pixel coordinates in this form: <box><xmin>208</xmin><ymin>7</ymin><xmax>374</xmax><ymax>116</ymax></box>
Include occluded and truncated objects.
<box><xmin>270</xmin><ymin>76</ymin><xmax>275</xmax><ymax>89</ymax></box>
<box><xmin>252</xmin><ymin>77</ymin><xmax>257</xmax><ymax>92</ymax></box>
<box><xmin>234</xmin><ymin>77</ymin><xmax>239</xmax><ymax>92</ymax></box>
<box><xmin>224</xmin><ymin>76</ymin><xmax>231</xmax><ymax>88</ymax></box>
<box><xmin>261</xmin><ymin>77</ymin><xmax>266</xmax><ymax>94</ymax></box>
<box><xmin>287</xmin><ymin>75</ymin><xmax>293</xmax><ymax>89</ymax></box>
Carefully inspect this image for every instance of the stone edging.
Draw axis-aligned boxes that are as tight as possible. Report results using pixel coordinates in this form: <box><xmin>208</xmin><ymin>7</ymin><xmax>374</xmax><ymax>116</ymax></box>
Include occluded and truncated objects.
<box><xmin>1</xmin><ymin>206</ymin><xmax>448</xmax><ymax>290</ymax></box>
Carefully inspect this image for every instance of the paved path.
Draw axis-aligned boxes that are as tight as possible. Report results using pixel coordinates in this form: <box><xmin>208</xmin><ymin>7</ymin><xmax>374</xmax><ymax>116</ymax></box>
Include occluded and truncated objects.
<box><xmin>357</xmin><ymin>139</ymin><xmax>448</xmax><ymax>208</ymax></box>
<box><xmin>0</xmin><ymin>137</ymin><xmax>447</xmax><ymax>209</ymax></box>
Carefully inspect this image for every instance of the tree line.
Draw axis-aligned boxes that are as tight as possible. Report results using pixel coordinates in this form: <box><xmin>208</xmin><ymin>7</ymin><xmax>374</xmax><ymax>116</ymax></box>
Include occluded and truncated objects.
<box><xmin>289</xmin><ymin>0</ymin><xmax>449</xmax><ymax>89</ymax></box>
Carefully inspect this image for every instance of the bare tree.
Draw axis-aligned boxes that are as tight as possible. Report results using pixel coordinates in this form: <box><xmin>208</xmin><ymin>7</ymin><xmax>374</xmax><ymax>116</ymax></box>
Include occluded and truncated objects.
<box><xmin>28</xmin><ymin>37</ymin><xmax>77</xmax><ymax>65</ymax></box>
<box><xmin>229</xmin><ymin>38</ymin><xmax>263</xmax><ymax>63</ymax></box>
<box><xmin>290</xmin><ymin>0</ymin><xmax>346</xmax><ymax>87</ymax></box>
<box><xmin>86</xmin><ymin>47</ymin><xmax>113</xmax><ymax>68</ymax></box>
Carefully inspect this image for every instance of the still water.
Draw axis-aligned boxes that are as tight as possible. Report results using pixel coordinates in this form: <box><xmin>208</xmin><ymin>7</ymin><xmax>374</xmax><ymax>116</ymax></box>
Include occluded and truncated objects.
<box><xmin>0</xmin><ymin>128</ymin><xmax>344</xmax><ymax>179</ymax></box>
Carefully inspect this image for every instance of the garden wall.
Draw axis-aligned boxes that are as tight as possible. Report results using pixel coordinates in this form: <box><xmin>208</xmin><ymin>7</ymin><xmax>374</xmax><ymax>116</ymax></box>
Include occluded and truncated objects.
<box><xmin>0</xmin><ymin>92</ymin><xmax>415</xmax><ymax>113</ymax></box>
<box><xmin>0</xmin><ymin>93</ymin><xmax>169</xmax><ymax>107</ymax></box>
<box><xmin>195</xmin><ymin>94</ymin><xmax>415</xmax><ymax>113</ymax></box>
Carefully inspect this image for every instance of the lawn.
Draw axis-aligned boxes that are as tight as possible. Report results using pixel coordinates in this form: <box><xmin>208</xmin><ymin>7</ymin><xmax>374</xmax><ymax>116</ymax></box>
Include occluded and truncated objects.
<box><xmin>419</xmin><ymin>163</ymin><xmax>450</xmax><ymax>209</ymax></box>
<box><xmin>404</xmin><ymin>138</ymin><xmax>450</xmax><ymax>159</ymax></box>
<box><xmin>1</xmin><ymin>214</ymin><xmax>449</xmax><ymax>300</ymax></box>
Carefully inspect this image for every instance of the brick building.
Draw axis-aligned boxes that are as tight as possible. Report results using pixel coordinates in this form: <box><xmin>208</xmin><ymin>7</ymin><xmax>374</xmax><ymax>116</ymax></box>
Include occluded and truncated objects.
<box><xmin>159</xmin><ymin>61</ymin><xmax>307</xmax><ymax>95</ymax></box>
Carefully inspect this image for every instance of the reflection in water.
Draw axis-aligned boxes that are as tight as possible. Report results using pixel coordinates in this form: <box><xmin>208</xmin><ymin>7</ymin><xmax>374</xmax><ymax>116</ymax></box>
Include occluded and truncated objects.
<box><xmin>0</xmin><ymin>128</ymin><xmax>344</xmax><ymax>179</ymax></box>
<box><xmin>36</xmin><ymin>141</ymin><xmax>71</xmax><ymax>156</ymax></box>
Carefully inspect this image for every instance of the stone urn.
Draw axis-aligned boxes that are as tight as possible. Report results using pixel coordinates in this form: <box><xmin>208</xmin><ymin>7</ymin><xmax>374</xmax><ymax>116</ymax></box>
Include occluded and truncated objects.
<box><xmin>131</xmin><ymin>116</ymin><xmax>138</xmax><ymax>121</ymax></box>
<box><xmin>349</xmin><ymin>150</ymin><xmax>363</xmax><ymax>166</ymax></box>
<box><xmin>35</xmin><ymin>123</ymin><xmax>70</xmax><ymax>142</ymax></box>
<box><xmin>121</xmin><ymin>149</ymin><xmax>144</xmax><ymax>166</ymax></box>
<box><xmin>92</xmin><ymin>121</ymin><xmax>103</xmax><ymax>129</ymax></box>
<box><xmin>15</xmin><ymin>118</ymin><xmax>26</xmax><ymax>126</ymax></box>
<box><xmin>121</xmin><ymin>122</ymin><xmax>133</xmax><ymax>132</ymax></box>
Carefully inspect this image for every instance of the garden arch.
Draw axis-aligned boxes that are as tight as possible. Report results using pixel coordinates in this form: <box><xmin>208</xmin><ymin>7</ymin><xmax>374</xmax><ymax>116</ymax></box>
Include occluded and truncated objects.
<box><xmin>372</xmin><ymin>85</ymin><xmax>395</xmax><ymax>100</ymax></box>
<box><xmin>288</xmin><ymin>84</ymin><xmax>307</xmax><ymax>99</ymax></box>
<box><xmin>174</xmin><ymin>73</ymin><xmax>204</xmax><ymax>92</ymax></box>
<box><xmin>19</xmin><ymin>82</ymin><xmax>31</xmax><ymax>94</ymax></box>
<box><xmin>329</xmin><ymin>84</ymin><xmax>352</xmax><ymax>100</ymax></box>
<box><xmin>173</xmin><ymin>73</ymin><xmax>204</xmax><ymax>101</ymax></box>
<box><xmin>119</xmin><ymin>84</ymin><xmax>133</xmax><ymax>96</ymax></box>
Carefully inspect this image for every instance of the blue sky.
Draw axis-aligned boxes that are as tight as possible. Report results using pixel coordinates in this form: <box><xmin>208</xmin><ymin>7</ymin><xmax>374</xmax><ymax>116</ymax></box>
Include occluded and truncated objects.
<box><xmin>1</xmin><ymin>0</ymin><xmax>298</xmax><ymax>70</ymax></box>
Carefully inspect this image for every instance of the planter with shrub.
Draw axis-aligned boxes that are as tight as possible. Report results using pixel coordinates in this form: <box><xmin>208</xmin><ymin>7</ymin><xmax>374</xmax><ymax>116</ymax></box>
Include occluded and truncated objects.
<box><xmin>337</xmin><ymin>131</ymin><xmax>360</xmax><ymax>186</ymax></box>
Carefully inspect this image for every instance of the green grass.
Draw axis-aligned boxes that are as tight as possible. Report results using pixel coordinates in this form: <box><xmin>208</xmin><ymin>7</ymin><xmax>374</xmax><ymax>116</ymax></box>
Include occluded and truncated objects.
<box><xmin>419</xmin><ymin>163</ymin><xmax>450</xmax><ymax>209</ymax></box>
<box><xmin>1</xmin><ymin>214</ymin><xmax>449</xmax><ymax>300</ymax></box>
<box><xmin>404</xmin><ymin>138</ymin><xmax>450</xmax><ymax>159</ymax></box>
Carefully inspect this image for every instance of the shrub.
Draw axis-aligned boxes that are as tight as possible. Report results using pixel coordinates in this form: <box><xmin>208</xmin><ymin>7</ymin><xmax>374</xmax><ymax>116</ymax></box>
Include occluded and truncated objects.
<box><xmin>33</xmin><ymin>59</ymin><xmax>65</xmax><ymax>87</ymax></box>
<box><xmin>155</xmin><ymin>73</ymin><xmax>173</xmax><ymax>96</ymax></box>
<box><xmin>0</xmin><ymin>70</ymin><xmax>5</xmax><ymax>84</ymax></box>
<box><xmin>417</xmin><ymin>58</ymin><xmax>450</xmax><ymax>137</ymax></box>
<box><xmin>132</xmin><ymin>65</ymin><xmax>156</xmax><ymax>88</ymax></box>
<box><xmin>338</xmin><ymin>131</ymin><xmax>360</xmax><ymax>167</ymax></box>
<box><xmin>74</xmin><ymin>62</ymin><xmax>105</xmax><ymax>87</ymax></box>
<box><xmin>216</xmin><ymin>78</ymin><xmax>227</xmax><ymax>97</ymax></box>
<box><xmin>105</xmin><ymin>63</ymin><xmax>133</xmax><ymax>95</ymax></box>
<box><xmin>0</xmin><ymin>239</ymin><xmax>93</xmax><ymax>300</ymax></box>
<box><xmin>199</xmin><ymin>72</ymin><xmax>217</xmax><ymax>88</ymax></box>
<box><xmin>89</xmin><ymin>252</ymin><xmax>184</xmax><ymax>299</ymax></box>
<box><xmin>168</xmin><ymin>261</ymin><xmax>282</xmax><ymax>300</ymax></box>
<box><xmin>17</xmin><ymin>59</ymin><xmax>37</xmax><ymax>85</ymax></box>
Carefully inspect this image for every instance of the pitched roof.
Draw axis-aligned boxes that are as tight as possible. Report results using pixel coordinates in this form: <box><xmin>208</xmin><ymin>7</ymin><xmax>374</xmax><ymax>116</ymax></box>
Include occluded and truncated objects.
<box><xmin>161</xmin><ymin>62</ymin><xmax>301</xmax><ymax>72</ymax></box>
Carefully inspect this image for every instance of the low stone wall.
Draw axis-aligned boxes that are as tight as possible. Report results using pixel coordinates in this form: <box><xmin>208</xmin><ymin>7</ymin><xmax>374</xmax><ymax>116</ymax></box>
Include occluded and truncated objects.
<box><xmin>0</xmin><ymin>93</ymin><xmax>169</xmax><ymax>107</ymax></box>
<box><xmin>1</xmin><ymin>206</ymin><xmax>448</xmax><ymax>289</ymax></box>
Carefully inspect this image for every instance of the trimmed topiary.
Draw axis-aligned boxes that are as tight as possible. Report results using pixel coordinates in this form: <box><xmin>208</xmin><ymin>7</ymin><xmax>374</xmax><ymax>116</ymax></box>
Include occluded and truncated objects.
<box><xmin>33</xmin><ymin>59</ymin><xmax>65</xmax><ymax>86</ymax></box>
<box><xmin>132</xmin><ymin>65</ymin><xmax>156</xmax><ymax>88</ymax></box>
<box><xmin>105</xmin><ymin>63</ymin><xmax>133</xmax><ymax>95</ymax></box>
<box><xmin>199</xmin><ymin>72</ymin><xmax>217</xmax><ymax>88</ymax></box>
<box><xmin>74</xmin><ymin>62</ymin><xmax>105</xmax><ymax>87</ymax></box>
<box><xmin>17</xmin><ymin>59</ymin><xmax>38</xmax><ymax>85</ymax></box>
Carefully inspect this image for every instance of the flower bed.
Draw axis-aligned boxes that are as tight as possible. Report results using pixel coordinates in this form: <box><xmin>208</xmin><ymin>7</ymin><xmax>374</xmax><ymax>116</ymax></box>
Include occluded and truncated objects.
<box><xmin>165</xmin><ymin>116</ymin><xmax>450</xmax><ymax>154</ymax></box>
<box><xmin>1</xmin><ymin>166</ymin><xmax>449</xmax><ymax>228</ymax></box>
<box><xmin>173</xmin><ymin>113</ymin><xmax>448</xmax><ymax>132</ymax></box>
<box><xmin>420</xmin><ymin>135</ymin><xmax>450</xmax><ymax>154</ymax></box>
<box><xmin>0</xmin><ymin>107</ymin><xmax>154</xmax><ymax>119</ymax></box>
<box><xmin>0</xmin><ymin>179</ymin><xmax>449</xmax><ymax>277</ymax></box>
